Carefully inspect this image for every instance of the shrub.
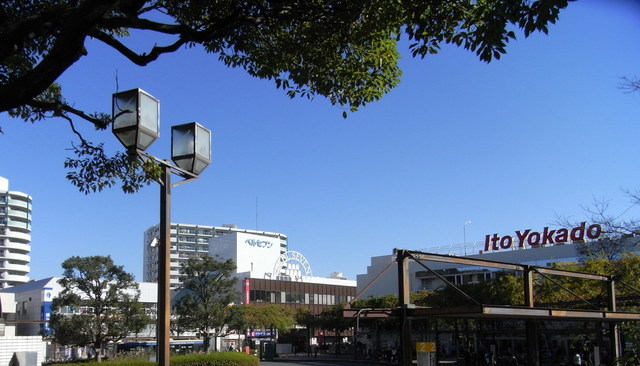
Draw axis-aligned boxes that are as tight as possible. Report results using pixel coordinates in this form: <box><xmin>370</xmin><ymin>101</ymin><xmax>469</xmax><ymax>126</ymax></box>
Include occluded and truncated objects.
<box><xmin>47</xmin><ymin>352</ymin><xmax>259</xmax><ymax>366</ymax></box>
<box><xmin>171</xmin><ymin>352</ymin><xmax>259</xmax><ymax>366</ymax></box>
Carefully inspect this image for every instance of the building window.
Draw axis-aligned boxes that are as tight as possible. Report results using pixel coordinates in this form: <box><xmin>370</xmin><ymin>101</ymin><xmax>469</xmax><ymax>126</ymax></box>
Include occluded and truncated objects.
<box><xmin>421</xmin><ymin>279</ymin><xmax>433</xmax><ymax>290</ymax></box>
<box><xmin>250</xmin><ymin>290</ymin><xmax>278</xmax><ymax>303</ymax></box>
<box><xmin>286</xmin><ymin>292</ymin><xmax>304</xmax><ymax>304</ymax></box>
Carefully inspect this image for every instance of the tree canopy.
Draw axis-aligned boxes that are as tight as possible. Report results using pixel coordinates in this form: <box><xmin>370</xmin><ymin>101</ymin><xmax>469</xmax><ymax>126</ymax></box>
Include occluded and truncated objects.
<box><xmin>1</xmin><ymin>0</ymin><xmax>571</xmax><ymax>193</ymax></box>
<box><xmin>49</xmin><ymin>255</ymin><xmax>149</xmax><ymax>362</ymax></box>
<box><xmin>235</xmin><ymin>304</ymin><xmax>296</xmax><ymax>332</ymax></box>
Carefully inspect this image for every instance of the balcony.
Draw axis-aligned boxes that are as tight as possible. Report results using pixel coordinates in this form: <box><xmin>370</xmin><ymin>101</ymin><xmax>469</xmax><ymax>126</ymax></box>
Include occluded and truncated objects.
<box><xmin>7</xmin><ymin>210</ymin><xmax>30</xmax><ymax>220</ymax></box>
<box><xmin>8</xmin><ymin>198</ymin><xmax>31</xmax><ymax>210</ymax></box>
<box><xmin>5</xmin><ymin>219</ymin><xmax>31</xmax><ymax>232</ymax></box>
<box><xmin>0</xmin><ymin>232</ymin><xmax>31</xmax><ymax>243</ymax></box>
<box><xmin>0</xmin><ymin>241</ymin><xmax>30</xmax><ymax>252</ymax></box>
<box><xmin>1</xmin><ymin>263</ymin><xmax>30</xmax><ymax>273</ymax></box>
<box><xmin>0</xmin><ymin>273</ymin><xmax>29</xmax><ymax>284</ymax></box>
<box><xmin>0</xmin><ymin>252</ymin><xmax>30</xmax><ymax>263</ymax></box>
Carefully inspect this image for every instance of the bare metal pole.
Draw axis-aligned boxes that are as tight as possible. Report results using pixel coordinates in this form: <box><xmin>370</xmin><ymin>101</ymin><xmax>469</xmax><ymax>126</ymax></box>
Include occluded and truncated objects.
<box><xmin>158</xmin><ymin>165</ymin><xmax>171</xmax><ymax>366</ymax></box>
<box><xmin>397</xmin><ymin>250</ymin><xmax>412</xmax><ymax>366</ymax></box>
<box><xmin>608</xmin><ymin>277</ymin><xmax>621</xmax><ymax>361</ymax></box>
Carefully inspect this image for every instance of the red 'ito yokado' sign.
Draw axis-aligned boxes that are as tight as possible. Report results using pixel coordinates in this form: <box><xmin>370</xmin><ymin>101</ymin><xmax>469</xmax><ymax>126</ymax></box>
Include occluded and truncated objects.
<box><xmin>484</xmin><ymin>222</ymin><xmax>602</xmax><ymax>252</ymax></box>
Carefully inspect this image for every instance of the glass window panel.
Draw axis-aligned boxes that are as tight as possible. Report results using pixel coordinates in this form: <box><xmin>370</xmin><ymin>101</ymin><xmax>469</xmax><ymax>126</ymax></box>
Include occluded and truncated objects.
<box><xmin>172</xmin><ymin>126</ymin><xmax>194</xmax><ymax>157</ymax></box>
<box><xmin>113</xmin><ymin>92</ymin><xmax>137</xmax><ymax>128</ymax></box>
<box><xmin>139</xmin><ymin>91</ymin><xmax>159</xmax><ymax>135</ymax></box>
<box><xmin>196</xmin><ymin>125</ymin><xmax>210</xmax><ymax>160</ymax></box>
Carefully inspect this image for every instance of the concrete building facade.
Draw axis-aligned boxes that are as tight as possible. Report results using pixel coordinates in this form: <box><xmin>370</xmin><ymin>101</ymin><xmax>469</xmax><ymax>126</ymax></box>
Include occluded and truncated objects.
<box><xmin>0</xmin><ymin>176</ymin><xmax>32</xmax><ymax>289</ymax></box>
<box><xmin>143</xmin><ymin>223</ymin><xmax>287</xmax><ymax>289</ymax></box>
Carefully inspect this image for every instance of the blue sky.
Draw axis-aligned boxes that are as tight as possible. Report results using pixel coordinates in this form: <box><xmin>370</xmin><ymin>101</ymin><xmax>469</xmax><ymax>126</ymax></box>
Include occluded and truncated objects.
<box><xmin>1</xmin><ymin>0</ymin><xmax>639</xmax><ymax>282</ymax></box>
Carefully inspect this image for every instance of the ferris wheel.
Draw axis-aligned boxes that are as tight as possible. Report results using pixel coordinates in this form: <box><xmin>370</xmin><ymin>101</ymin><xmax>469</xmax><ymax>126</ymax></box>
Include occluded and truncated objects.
<box><xmin>272</xmin><ymin>251</ymin><xmax>313</xmax><ymax>281</ymax></box>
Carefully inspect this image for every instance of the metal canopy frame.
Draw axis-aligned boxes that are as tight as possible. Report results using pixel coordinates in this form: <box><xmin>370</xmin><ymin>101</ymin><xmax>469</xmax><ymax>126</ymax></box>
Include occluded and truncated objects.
<box><xmin>346</xmin><ymin>305</ymin><xmax>640</xmax><ymax>322</ymax></box>
<box><xmin>345</xmin><ymin>248</ymin><xmax>640</xmax><ymax>366</ymax></box>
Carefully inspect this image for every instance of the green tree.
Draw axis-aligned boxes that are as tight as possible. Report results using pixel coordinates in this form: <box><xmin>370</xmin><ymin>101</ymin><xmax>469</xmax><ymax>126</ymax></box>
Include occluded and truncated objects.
<box><xmin>240</xmin><ymin>304</ymin><xmax>296</xmax><ymax>333</ymax></box>
<box><xmin>49</xmin><ymin>256</ymin><xmax>149</xmax><ymax>362</ymax></box>
<box><xmin>1</xmin><ymin>0</ymin><xmax>571</xmax><ymax>193</ymax></box>
<box><xmin>535</xmin><ymin>254</ymin><xmax>640</xmax><ymax>310</ymax></box>
<box><xmin>173</xmin><ymin>256</ymin><xmax>238</xmax><ymax>352</ymax></box>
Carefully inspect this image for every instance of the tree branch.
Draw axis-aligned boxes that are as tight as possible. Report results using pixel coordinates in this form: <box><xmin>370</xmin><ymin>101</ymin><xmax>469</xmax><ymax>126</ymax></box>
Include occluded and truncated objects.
<box><xmin>0</xmin><ymin>7</ymin><xmax>68</xmax><ymax>60</ymax></box>
<box><xmin>90</xmin><ymin>29</ymin><xmax>188</xmax><ymax>66</ymax></box>
<box><xmin>0</xmin><ymin>0</ymin><xmax>119</xmax><ymax>112</ymax></box>
<box><xmin>28</xmin><ymin>99</ymin><xmax>110</xmax><ymax>130</ymax></box>
<box><xmin>96</xmin><ymin>16</ymin><xmax>184</xmax><ymax>35</ymax></box>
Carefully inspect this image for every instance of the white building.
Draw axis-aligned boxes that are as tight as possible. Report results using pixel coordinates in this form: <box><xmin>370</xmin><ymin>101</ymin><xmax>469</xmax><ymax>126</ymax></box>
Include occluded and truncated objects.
<box><xmin>0</xmin><ymin>176</ymin><xmax>32</xmax><ymax>289</ymax></box>
<box><xmin>0</xmin><ymin>277</ymin><xmax>158</xmax><ymax>363</ymax></box>
<box><xmin>0</xmin><ymin>291</ymin><xmax>45</xmax><ymax>366</ymax></box>
<box><xmin>143</xmin><ymin>223</ymin><xmax>288</xmax><ymax>289</ymax></box>
<box><xmin>210</xmin><ymin>230</ymin><xmax>355</xmax><ymax>286</ymax></box>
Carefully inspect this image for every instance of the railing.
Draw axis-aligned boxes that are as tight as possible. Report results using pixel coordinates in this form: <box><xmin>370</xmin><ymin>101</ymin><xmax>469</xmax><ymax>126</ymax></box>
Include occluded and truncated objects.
<box><xmin>4</xmin><ymin>219</ymin><xmax>31</xmax><ymax>231</ymax></box>
<box><xmin>0</xmin><ymin>241</ymin><xmax>30</xmax><ymax>252</ymax></box>
<box><xmin>0</xmin><ymin>251</ymin><xmax>30</xmax><ymax>262</ymax></box>
<box><xmin>8</xmin><ymin>198</ymin><xmax>31</xmax><ymax>210</ymax></box>
<box><xmin>0</xmin><ymin>231</ymin><xmax>31</xmax><ymax>242</ymax></box>
<box><xmin>0</xmin><ymin>273</ymin><xmax>29</xmax><ymax>283</ymax></box>
<box><xmin>419</xmin><ymin>239</ymin><xmax>539</xmax><ymax>257</ymax></box>
<box><xmin>7</xmin><ymin>210</ymin><xmax>29</xmax><ymax>220</ymax></box>
<box><xmin>1</xmin><ymin>262</ymin><xmax>30</xmax><ymax>273</ymax></box>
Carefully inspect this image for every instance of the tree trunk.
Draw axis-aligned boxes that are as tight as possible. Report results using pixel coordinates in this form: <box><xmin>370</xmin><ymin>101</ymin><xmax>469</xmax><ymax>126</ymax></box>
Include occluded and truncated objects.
<box><xmin>94</xmin><ymin>346</ymin><xmax>102</xmax><ymax>362</ymax></box>
<box><xmin>203</xmin><ymin>332</ymin><xmax>210</xmax><ymax>352</ymax></box>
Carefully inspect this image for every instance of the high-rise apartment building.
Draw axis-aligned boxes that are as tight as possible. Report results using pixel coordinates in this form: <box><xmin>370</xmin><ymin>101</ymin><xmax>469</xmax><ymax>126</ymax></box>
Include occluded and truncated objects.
<box><xmin>143</xmin><ymin>223</ymin><xmax>287</xmax><ymax>289</ymax></box>
<box><xmin>0</xmin><ymin>177</ymin><xmax>32</xmax><ymax>289</ymax></box>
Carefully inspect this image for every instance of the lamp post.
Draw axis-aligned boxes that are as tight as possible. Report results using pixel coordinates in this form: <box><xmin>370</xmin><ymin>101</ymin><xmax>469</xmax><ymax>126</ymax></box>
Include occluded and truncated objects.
<box><xmin>112</xmin><ymin>88</ymin><xmax>211</xmax><ymax>366</ymax></box>
<box><xmin>354</xmin><ymin>308</ymin><xmax>372</xmax><ymax>360</ymax></box>
<box><xmin>463</xmin><ymin>220</ymin><xmax>472</xmax><ymax>256</ymax></box>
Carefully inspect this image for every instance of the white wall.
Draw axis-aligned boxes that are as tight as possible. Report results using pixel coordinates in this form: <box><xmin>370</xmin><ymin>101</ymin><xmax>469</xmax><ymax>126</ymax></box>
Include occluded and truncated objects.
<box><xmin>0</xmin><ymin>336</ymin><xmax>45</xmax><ymax>366</ymax></box>
<box><xmin>211</xmin><ymin>232</ymin><xmax>282</xmax><ymax>278</ymax></box>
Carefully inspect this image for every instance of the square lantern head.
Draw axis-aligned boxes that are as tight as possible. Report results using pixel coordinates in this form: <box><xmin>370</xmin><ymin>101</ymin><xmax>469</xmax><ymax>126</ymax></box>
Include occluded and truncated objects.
<box><xmin>112</xmin><ymin>88</ymin><xmax>160</xmax><ymax>151</ymax></box>
<box><xmin>171</xmin><ymin>122</ymin><xmax>211</xmax><ymax>175</ymax></box>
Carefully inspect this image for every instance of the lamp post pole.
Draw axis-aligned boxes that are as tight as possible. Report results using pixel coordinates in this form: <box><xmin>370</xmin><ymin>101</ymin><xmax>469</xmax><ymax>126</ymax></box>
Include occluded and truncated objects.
<box><xmin>158</xmin><ymin>165</ymin><xmax>171</xmax><ymax>366</ymax></box>
<box><xmin>354</xmin><ymin>308</ymin><xmax>372</xmax><ymax>360</ymax></box>
<box><xmin>112</xmin><ymin>88</ymin><xmax>211</xmax><ymax>366</ymax></box>
<box><xmin>463</xmin><ymin>220</ymin><xmax>472</xmax><ymax>256</ymax></box>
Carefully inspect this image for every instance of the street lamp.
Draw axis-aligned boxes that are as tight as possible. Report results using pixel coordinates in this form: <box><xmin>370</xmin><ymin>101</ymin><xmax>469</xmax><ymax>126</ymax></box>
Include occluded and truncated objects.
<box><xmin>354</xmin><ymin>308</ymin><xmax>372</xmax><ymax>360</ymax></box>
<box><xmin>112</xmin><ymin>88</ymin><xmax>211</xmax><ymax>366</ymax></box>
<box><xmin>172</xmin><ymin>122</ymin><xmax>211</xmax><ymax>175</ymax></box>
<box><xmin>112</xmin><ymin>88</ymin><xmax>160</xmax><ymax>151</ymax></box>
<box><xmin>464</xmin><ymin>220</ymin><xmax>472</xmax><ymax>256</ymax></box>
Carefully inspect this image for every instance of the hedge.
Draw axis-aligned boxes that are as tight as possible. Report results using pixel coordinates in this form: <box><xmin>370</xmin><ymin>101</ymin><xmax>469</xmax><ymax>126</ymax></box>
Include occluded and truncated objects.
<box><xmin>47</xmin><ymin>352</ymin><xmax>259</xmax><ymax>366</ymax></box>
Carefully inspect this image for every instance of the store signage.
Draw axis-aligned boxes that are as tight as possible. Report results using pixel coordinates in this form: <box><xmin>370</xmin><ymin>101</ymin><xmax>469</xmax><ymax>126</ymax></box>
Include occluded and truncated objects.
<box><xmin>245</xmin><ymin>239</ymin><xmax>273</xmax><ymax>248</ymax></box>
<box><xmin>249</xmin><ymin>330</ymin><xmax>275</xmax><ymax>337</ymax></box>
<box><xmin>484</xmin><ymin>222</ymin><xmax>602</xmax><ymax>251</ymax></box>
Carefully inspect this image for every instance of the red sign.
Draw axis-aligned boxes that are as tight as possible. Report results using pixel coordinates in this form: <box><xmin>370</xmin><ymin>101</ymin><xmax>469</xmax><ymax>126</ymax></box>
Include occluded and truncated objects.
<box><xmin>244</xmin><ymin>278</ymin><xmax>250</xmax><ymax>305</ymax></box>
<box><xmin>484</xmin><ymin>222</ymin><xmax>602</xmax><ymax>252</ymax></box>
